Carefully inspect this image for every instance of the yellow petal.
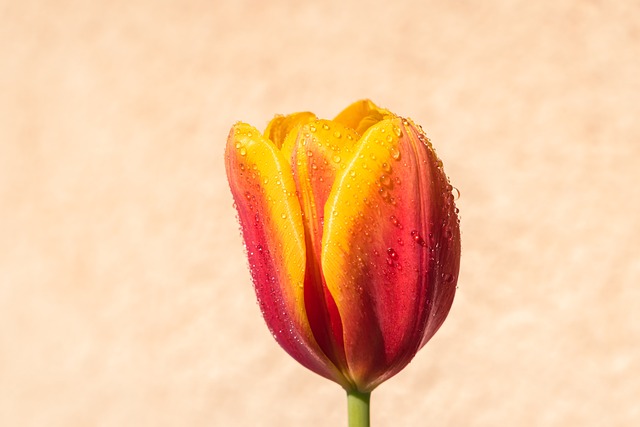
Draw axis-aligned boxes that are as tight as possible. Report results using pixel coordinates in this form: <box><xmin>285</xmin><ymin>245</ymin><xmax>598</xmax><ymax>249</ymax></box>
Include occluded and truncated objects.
<box><xmin>264</xmin><ymin>111</ymin><xmax>317</xmax><ymax>149</ymax></box>
<box><xmin>333</xmin><ymin>99</ymin><xmax>393</xmax><ymax>135</ymax></box>
<box><xmin>225</xmin><ymin>122</ymin><xmax>349</xmax><ymax>387</ymax></box>
<box><xmin>321</xmin><ymin>117</ymin><xmax>452</xmax><ymax>390</ymax></box>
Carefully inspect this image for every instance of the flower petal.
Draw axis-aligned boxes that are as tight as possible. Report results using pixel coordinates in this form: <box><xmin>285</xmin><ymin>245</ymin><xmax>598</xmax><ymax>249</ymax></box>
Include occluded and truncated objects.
<box><xmin>333</xmin><ymin>99</ymin><xmax>392</xmax><ymax>135</ymax></box>
<box><xmin>264</xmin><ymin>111</ymin><xmax>317</xmax><ymax>150</ymax></box>
<box><xmin>321</xmin><ymin>117</ymin><xmax>460</xmax><ymax>390</ymax></box>
<box><xmin>289</xmin><ymin>120</ymin><xmax>361</xmax><ymax>380</ymax></box>
<box><xmin>225</xmin><ymin>123</ymin><xmax>349</xmax><ymax>387</ymax></box>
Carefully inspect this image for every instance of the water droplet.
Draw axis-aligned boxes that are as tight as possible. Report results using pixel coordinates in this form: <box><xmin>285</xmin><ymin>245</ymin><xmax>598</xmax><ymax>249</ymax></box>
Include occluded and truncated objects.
<box><xmin>386</xmin><ymin>135</ymin><xmax>393</xmax><ymax>143</ymax></box>
<box><xmin>235</xmin><ymin>142</ymin><xmax>242</xmax><ymax>149</ymax></box>
<box><xmin>390</xmin><ymin>215</ymin><xmax>403</xmax><ymax>229</ymax></box>
<box><xmin>444</xmin><ymin>228</ymin><xmax>453</xmax><ymax>239</ymax></box>
<box><xmin>333</xmin><ymin>131</ymin><xmax>342</xmax><ymax>138</ymax></box>
<box><xmin>442</xmin><ymin>273</ymin><xmax>454</xmax><ymax>283</ymax></box>
<box><xmin>397</xmin><ymin>238</ymin><xmax>404</xmax><ymax>246</ymax></box>
<box><xmin>307</xmin><ymin>150</ymin><xmax>314</xmax><ymax>157</ymax></box>
<box><xmin>382</xmin><ymin>162</ymin><xmax>391</xmax><ymax>173</ymax></box>
<box><xmin>410</xmin><ymin>230</ymin><xmax>427</xmax><ymax>247</ymax></box>
<box><xmin>350</xmin><ymin>170</ymin><xmax>356</xmax><ymax>177</ymax></box>
<box><xmin>263</xmin><ymin>177</ymin><xmax>269</xmax><ymax>184</ymax></box>
<box><xmin>452</xmin><ymin>186</ymin><xmax>461</xmax><ymax>200</ymax></box>
<box><xmin>387</xmin><ymin>248</ymin><xmax>398</xmax><ymax>260</ymax></box>
<box><xmin>380</xmin><ymin>174</ymin><xmax>391</xmax><ymax>187</ymax></box>
<box><xmin>394</xmin><ymin>177</ymin><xmax>401</xmax><ymax>185</ymax></box>
<box><xmin>239</xmin><ymin>147</ymin><xmax>247</xmax><ymax>156</ymax></box>
<box><xmin>389</xmin><ymin>147</ymin><xmax>401</xmax><ymax>160</ymax></box>
<box><xmin>393</xmin><ymin>126</ymin><xmax>402</xmax><ymax>137</ymax></box>
<box><xmin>333</xmin><ymin>155</ymin><xmax>341</xmax><ymax>163</ymax></box>
<box><xmin>309</xmin><ymin>125</ymin><xmax>317</xmax><ymax>132</ymax></box>
<box><xmin>281</xmin><ymin>213</ymin><xmax>287</xmax><ymax>219</ymax></box>
<box><xmin>322</xmin><ymin>123</ymin><xmax>330</xmax><ymax>130</ymax></box>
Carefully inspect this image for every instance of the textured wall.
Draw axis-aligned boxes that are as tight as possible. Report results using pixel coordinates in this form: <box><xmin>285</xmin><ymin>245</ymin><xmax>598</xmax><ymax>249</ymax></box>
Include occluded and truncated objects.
<box><xmin>1</xmin><ymin>1</ymin><xmax>638</xmax><ymax>426</ymax></box>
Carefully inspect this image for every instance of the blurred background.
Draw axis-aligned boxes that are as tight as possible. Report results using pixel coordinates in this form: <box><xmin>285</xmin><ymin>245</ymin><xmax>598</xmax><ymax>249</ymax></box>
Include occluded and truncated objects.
<box><xmin>1</xmin><ymin>0</ymin><xmax>638</xmax><ymax>425</ymax></box>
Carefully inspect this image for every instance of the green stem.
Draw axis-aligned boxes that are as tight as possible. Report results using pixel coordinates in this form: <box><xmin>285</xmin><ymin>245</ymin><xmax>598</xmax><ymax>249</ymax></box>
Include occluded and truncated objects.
<box><xmin>347</xmin><ymin>390</ymin><xmax>371</xmax><ymax>427</ymax></box>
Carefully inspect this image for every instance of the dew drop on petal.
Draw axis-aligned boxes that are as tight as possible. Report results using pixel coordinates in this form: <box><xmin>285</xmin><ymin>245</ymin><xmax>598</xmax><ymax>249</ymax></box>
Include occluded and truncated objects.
<box><xmin>452</xmin><ymin>186</ymin><xmax>461</xmax><ymax>200</ymax></box>
<box><xmin>389</xmin><ymin>146</ymin><xmax>401</xmax><ymax>160</ymax></box>
<box><xmin>411</xmin><ymin>230</ymin><xmax>427</xmax><ymax>246</ymax></box>
<box><xmin>387</xmin><ymin>248</ymin><xmax>398</xmax><ymax>260</ymax></box>
<box><xmin>239</xmin><ymin>147</ymin><xmax>247</xmax><ymax>156</ymax></box>
<box><xmin>333</xmin><ymin>155</ymin><xmax>341</xmax><ymax>163</ymax></box>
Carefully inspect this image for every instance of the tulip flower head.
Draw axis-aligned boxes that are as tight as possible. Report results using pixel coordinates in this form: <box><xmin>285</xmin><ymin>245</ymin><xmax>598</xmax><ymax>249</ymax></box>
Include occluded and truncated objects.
<box><xmin>225</xmin><ymin>100</ymin><xmax>460</xmax><ymax>399</ymax></box>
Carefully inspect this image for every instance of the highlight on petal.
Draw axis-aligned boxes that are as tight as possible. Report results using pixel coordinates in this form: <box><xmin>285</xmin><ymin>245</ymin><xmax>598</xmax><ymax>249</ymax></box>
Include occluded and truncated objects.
<box><xmin>225</xmin><ymin>122</ymin><xmax>350</xmax><ymax>388</ymax></box>
<box><xmin>321</xmin><ymin>117</ymin><xmax>460</xmax><ymax>391</ymax></box>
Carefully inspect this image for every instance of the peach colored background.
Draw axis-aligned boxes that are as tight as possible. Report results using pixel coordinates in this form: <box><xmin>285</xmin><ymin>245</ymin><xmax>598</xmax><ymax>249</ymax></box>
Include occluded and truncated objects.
<box><xmin>1</xmin><ymin>1</ymin><xmax>638</xmax><ymax>426</ymax></box>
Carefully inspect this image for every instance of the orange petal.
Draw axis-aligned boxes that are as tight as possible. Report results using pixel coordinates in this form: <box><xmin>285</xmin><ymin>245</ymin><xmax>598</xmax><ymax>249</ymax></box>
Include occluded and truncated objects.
<box><xmin>289</xmin><ymin>120</ymin><xmax>361</xmax><ymax>380</ymax></box>
<box><xmin>225</xmin><ymin>122</ymin><xmax>349</xmax><ymax>387</ymax></box>
<box><xmin>264</xmin><ymin>112</ymin><xmax>317</xmax><ymax>149</ymax></box>
<box><xmin>333</xmin><ymin>99</ymin><xmax>393</xmax><ymax>135</ymax></box>
<box><xmin>321</xmin><ymin>117</ymin><xmax>460</xmax><ymax>391</ymax></box>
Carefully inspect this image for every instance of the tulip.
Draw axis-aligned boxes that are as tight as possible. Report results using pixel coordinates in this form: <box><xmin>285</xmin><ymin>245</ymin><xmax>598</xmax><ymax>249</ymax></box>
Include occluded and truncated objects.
<box><xmin>225</xmin><ymin>100</ymin><xmax>460</xmax><ymax>426</ymax></box>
